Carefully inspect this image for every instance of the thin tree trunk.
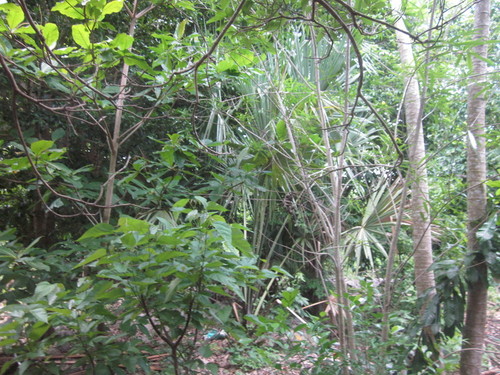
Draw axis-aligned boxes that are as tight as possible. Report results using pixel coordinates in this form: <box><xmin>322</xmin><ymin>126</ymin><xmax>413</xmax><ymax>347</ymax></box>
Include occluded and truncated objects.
<box><xmin>389</xmin><ymin>0</ymin><xmax>436</xmax><ymax>333</ymax></box>
<box><xmin>460</xmin><ymin>0</ymin><xmax>490</xmax><ymax>374</ymax></box>
<box><xmin>310</xmin><ymin>22</ymin><xmax>356</xmax><ymax>369</ymax></box>
<box><xmin>102</xmin><ymin>10</ymin><xmax>137</xmax><ymax>223</ymax></box>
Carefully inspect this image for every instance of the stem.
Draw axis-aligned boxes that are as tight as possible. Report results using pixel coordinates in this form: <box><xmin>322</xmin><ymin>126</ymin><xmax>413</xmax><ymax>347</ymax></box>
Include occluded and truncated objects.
<box><xmin>381</xmin><ymin>178</ymin><xmax>409</xmax><ymax>343</ymax></box>
<box><xmin>309</xmin><ymin>13</ymin><xmax>356</xmax><ymax>369</ymax></box>
<box><xmin>102</xmin><ymin>1</ymin><xmax>139</xmax><ymax>223</ymax></box>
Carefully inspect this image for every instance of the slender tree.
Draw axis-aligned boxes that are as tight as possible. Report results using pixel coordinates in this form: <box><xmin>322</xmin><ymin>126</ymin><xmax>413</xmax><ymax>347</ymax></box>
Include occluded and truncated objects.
<box><xmin>389</xmin><ymin>0</ymin><xmax>436</xmax><ymax>326</ymax></box>
<box><xmin>460</xmin><ymin>0</ymin><xmax>491</xmax><ymax>373</ymax></box>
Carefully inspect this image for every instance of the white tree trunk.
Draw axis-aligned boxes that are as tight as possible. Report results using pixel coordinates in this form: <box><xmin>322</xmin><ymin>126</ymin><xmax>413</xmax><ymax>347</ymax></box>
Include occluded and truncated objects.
<box><xmin>389</xmin><ymin>0</ymin><xmax>436</xmax><ymax>305</ymax></box>
<box><xmin>460</xmin><ymin>0</ymin><xmax>490</xmax><ymax>373</ymax></box>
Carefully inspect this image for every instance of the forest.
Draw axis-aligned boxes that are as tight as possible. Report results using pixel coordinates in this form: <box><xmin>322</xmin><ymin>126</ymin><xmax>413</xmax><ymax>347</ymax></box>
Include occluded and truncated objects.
<box><xmin>0</xmin><ymin>0</ymin><xmax>498</xmax><ymax>374</ymax></box>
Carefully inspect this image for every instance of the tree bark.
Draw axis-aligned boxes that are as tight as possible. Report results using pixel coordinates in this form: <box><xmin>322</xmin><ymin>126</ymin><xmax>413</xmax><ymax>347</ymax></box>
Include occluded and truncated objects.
<box><xmin>389</xmin><ymin>0</ymin><xmax>436</xmax><ymax>316</ymax></box>
<box><xmin>460</xmin><ymin>0</ymin><xmax>490</xmax><ymax>374</ymax></box>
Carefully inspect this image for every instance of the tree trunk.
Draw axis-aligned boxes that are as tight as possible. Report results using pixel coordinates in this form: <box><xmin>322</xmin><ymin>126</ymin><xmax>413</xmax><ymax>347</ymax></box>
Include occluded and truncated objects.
<box><xmin>460</xmin><ymin>0</ymin><xmax>490</xmax><ymax>374</ymax></box>
<box><xmin>389</xmin><ymin>0</ymin><xmax>436</xmax><ymax>317</ymax></box>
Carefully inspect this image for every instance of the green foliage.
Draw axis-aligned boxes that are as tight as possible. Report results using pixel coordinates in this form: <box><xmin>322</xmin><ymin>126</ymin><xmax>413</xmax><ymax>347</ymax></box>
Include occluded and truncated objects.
<box><xmin>0</xmin><ymin>203</ymin><xmax>274</xmax><ymax>374</ymax></box>
<box><xmin>0</xmin><ymin>0</ymin><xmax>497</xmax><ymax>374</ymax></box>
<box><xmin>467</xmin><ymin>213</ymin><xmax>500</xmax><ymax>280</ymax></box>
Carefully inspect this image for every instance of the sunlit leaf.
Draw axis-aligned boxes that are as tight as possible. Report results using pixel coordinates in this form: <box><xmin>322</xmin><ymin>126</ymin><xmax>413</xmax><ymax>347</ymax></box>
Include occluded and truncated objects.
<box><xmin>101</xmin><ymin>0</ymin><xmax>123</xmax><ymax>18</ymax></box>
<box><xmin>31</xmin><ymin>140</ymin><xmax>54</xmax><ymax>156</ymax></box>
<box><xmin>72</xmin><ymin>24</ymin><xmax>91</xmax><ymax>48</ymax></box>
<box><xmin>51</xmin><ymin>0</ymin><xmax>85</xmax><ymax>19</ymax></box>
<box><xmin>42</xmin><ymin>23</ymin><xmax>59</xmax><ymax>49</ymax></box>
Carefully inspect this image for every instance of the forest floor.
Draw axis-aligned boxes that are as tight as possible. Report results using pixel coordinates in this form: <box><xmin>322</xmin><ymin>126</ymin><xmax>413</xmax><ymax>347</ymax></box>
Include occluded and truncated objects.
<box><xmin>1</xmin><ymin>288</ymin><xmax>499</xmax><ymax>374</ymax></box>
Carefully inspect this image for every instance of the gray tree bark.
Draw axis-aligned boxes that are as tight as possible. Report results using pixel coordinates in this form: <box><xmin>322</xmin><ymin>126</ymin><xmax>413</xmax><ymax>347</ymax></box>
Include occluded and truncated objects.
<box><xmin>460</xmin><ymin>0</ymin><xmax>491</xmax><ymax>374</ymax></box>
<box><xmin>389</xmin><ymin>0</ymin><xmax>436</xmax><ymax>314</ymax></box>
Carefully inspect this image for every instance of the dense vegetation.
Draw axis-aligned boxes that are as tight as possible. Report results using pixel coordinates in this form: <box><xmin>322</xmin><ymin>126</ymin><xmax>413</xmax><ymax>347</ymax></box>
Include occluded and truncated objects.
<box><xmin>0</xmin><ymin>0</ymin><xmax>498</xmax><ymax>374</ymax></box>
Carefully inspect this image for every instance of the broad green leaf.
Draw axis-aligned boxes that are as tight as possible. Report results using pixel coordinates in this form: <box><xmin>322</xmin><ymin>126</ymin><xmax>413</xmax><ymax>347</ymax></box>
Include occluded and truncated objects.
<box><xmin>23</xmin><ymin>258</ymin><xmax>50</xmax><ymax>271</ymax></box>
<box><xmin>78</xmin><ymin>223</ymin><xmax>115</xmax><ymax>240</ymax></box>
<box><xmin>207</xmin><ymin>284</ymin><xmax>230</xmax><ymax>297</ymax></box>
<box><xmin>215</xmin><ymin>59</ymin><xmax>235</xmax><ymax>73</ymax></box>
<box><xmin>72</xmin><ymin>24</ymin><xmax>91</xmax><ymax>48</ymax></box>
<box><xmin>42</xmin><ymin>23</ymin><xmax>59</xmax><ymax>49</ymax></box>
<box><xmin>160</xmin><ymin>146</ymin><xmax>175</xmax><ymax>166</ymax></box>
<box><xmin>155</xmin><ymin>251</ymin><xmax>188</xmax><ymax>262</ymax></box>
<box><xmin>232</xmin><ymin>49</ymin><xmax>254</xmax><ymax>66</ymax></box>
<box><xmin>199</xmin><ymin>344</ymin><xmax>213</xmax><ymax>358</ymax></box>
<box><xmin>1</xmin><ymin>156</ymin><xmax>30</xmax><ymax>172</ymax></box>
<box><xmin>31</xmin><ymin>140</ymin><xmax>54</xmax><ymax>156</ymax></box>
<box><xmin>281</xmin><ymin>288</ymin><xmax>299</xmax><ymax>307</ymax></box>
<box><xmin>51</xmin><ymin>128</ymin><xmax>66</xmax><ymax>141</ymax></box>
<box><xmin>123</xmin><ymin>54</ymin><xmax>151</xmax><ymax>71</ymax></box>
<box><xmin>231</xmin><ymin>227</ymin><xmax>252</xmax><ymax>256</ymax></box>
<box><xmin>51</xmin><ymin>0</ymin><xmax>85</xmax><ymax>19</ymax></box>
<box><xmin>213</xmin><ymin>220</ymin><xmax>232</xmax><ymax>245</ymax></box>
<box><xmin>0</xmin><ymin>3</ymin><xmax>24</xmax><ymax>29</ymax></box>
<box><xmin>118</xmin><ymin>216</ymin><xmax>150</xmax><ymax>234</ymax></box>
<box><xmin>28</xmin><ymin>322</ymin><xmax>51</xmax><ymax>341</ymax></box>
<box><xmin>110</xmin><ymin>33</ymin><xmax>133</xmax><ymax>50</ymax></box>
<box><xmin>173</xmin><ymin>198</ymin><xmax>190</xmax><ymax>208</ymax></box>
<box><xmin>275</xmin><ymin>120</ymin><xmax>287</xmax><ymax>140</ymax></box>
<box><xmin>185</xmin><ymin>209</ymin><xmax>199</xmax><ymax>221</ymax></box>
<box><xmin>73</xmin><ymin>248</ymin><xmax>107</xmax><ymax>269</ymax></box>
<box><xmin>101</xmin><ymin>0</ymin><xmax>124</xmax><ymax>19</ymax></box>
<box><xmin>33</xmin><ymin>282</ymin><xmax>63</xmax><ymax>304</ymax></box>
<box><xmin>30</xmin><ymin>307</ymin><xmax>48</xmax><ymax>323</ymax></box>
<box><xmin>207</xmin><ymin>9</ymin><xmax>229</xmax><ymax>24</ymax></box>
<box><xmin>206</xmin><ymin>201</ymin><xmax>227</xmax><ymax>211</ymax></box>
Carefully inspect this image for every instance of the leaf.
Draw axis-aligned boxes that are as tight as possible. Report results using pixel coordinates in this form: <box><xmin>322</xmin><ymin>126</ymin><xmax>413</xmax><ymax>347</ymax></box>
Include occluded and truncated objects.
<box><xmin>33</xmin><ymin>282</ymin><xmax>63</xmax><ymax>304</ymax></box>
<box><xmin>51</xmin><ymin>128</ymin><xmax>65</xmax><ymax>141</ymax></box>
<box><xmin>30</xmin><ymin>307</ymin><xmax>48</xmax><ymax>323</ymax></box>
<box><xmin>78</xmin><ymin>223</ymin><xmax>115</xmax><ymax>240</ymax></box>
<box><xmin>28</xmin><ymin>322</ymin><xmax>51</xmax><ymax>341</ymax></box>
<box><xmin>199</xmin><ymin>344</ymin><xmax>213</xmax><ymax>358</ymax></box>
<box><xmin>212</xmin><ymin>220</ymin><xmax>233</xmax><ymax>248</ymax></box>
<box><xmin>31</xmin><ymin>140</ymin><xmax>54</xmax><ymax>156</ymax></box>
<box><xmin>207</xmin><ymin>284</ymin><xmax>231</xmax><ymax>297</ymax></box>
<box><xmin>231</xmin><ymin>227</ymin><xmax>252</xmax><ymax>256</ymax></box>
<box><xmin>160</xmin><ymin>145</ymin><xmax>175</xmax><ymax>166</ymax></box>
<box><xmin>123</xmin><ymin>54</ymin><xmax>151</xmax><ymax>71</ymax></box>
<box><xmin>42</xmin><ymin>23</ymin><xmax>59</xmax><ymax>49</ymax></box>
<box><xmin>110</xmin><ymin>33</ymin><xmax>133</xmax><ymax>50</ymax></box>
<box><xmin>101</xmin><ymin>0</ymin><xmax>123</xmax><ymax>19</ymax></box>
<box><xmin>281</xmin><ymin>288</ymin><xmax>299</xmax><ymax>307</ymax></box>
<box><xmin>205</xmin><ymin>363</ymin><xmax>219</xmax><ymax>375</ymax></box>
<box><xmin>175</xmin><ymin>19</ymin><xmax>188</xmax><ymax>39</ymax></box>
<box><xmin>155</xmin><ymin>251</ymin><xmax>188</xmax><ymax>262</ymax></box>
<box><xmin>51</xmin><ymin>0</ymin><xmax>85</xmax><ymax>20</ymax></box>
<box><xmin>164</xmin><ymin>277</ymin><xmax>181</xmax><ymax>302</ymax></box>
<box><xmin>72</xmin><ymin>24</ymin><xmax>91</xmax><ymax>48</ymax></box>
<box><xmin>174</xmin><ymin>0</ymin><xmax>195</xmax><ymax>11</ymax></box>
<box><xmin>275</xmin><ymin>120</ymin><xmax>287</xmax><ymax>140</ymax></box>
<box><xmin>118</xmin><ymin>216</ymin><xmax>150</xmax><ymax>234</ymax></box>
<box><xmin>73</xmin><ymin>248</ymin><xmax>107</xmax><ymax>269</ymax></box>
<box><xmin>207</xmin><ymin>9</ymin><xmax>229</xmax><ymax>24</ymax></box>
<box><xmin>206</xmin><ymin>201</ymin><xmax>227</xmax><ymax>211</ymax></box>
<box><xmin>215</xmin><ymin>59</ymin><xmax>235</xmax><ymax>73</ymax></box>
<box><xmin>173</xmin><ymin>198</ymin><xmax>190</xmax><ymax>208</ymax></box>
<box><xmin>0</xmin><ymin>3</ymin><xmax>24</xmax><ymax>29</ymax></box>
